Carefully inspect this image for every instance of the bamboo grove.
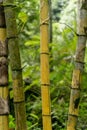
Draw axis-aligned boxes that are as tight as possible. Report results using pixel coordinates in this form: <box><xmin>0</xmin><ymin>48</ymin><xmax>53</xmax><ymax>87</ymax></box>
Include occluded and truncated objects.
<box><xmin>0</xmin><ymin>0</ymin><xmax>87</xmax><ymax>130</ymax></box>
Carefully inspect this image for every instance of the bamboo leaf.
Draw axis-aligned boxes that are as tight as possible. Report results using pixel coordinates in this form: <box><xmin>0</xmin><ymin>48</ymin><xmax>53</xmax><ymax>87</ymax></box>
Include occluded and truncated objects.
<box><xmin>18</xmin><ymin>12</ymin><xmax>28</xmax><ymax>23</ymax></box>
<box><xmin>30</xmin><ymin>113</ymin><xmax>39</xmax><ymax>120</ymax></box>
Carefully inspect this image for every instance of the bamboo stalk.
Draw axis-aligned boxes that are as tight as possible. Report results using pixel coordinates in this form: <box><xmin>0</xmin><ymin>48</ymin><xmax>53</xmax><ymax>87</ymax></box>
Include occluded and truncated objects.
<box><xmin>49</xmin><ymin>0</ymin><xmax>52</xmax><ymax>43</ymax></box>
<box><xmin>40</xmin><ymin>0</ymin><xmax>52</xmax><ymax>130</ymax></box>
<box><xmin>0</xmin><ymin>1</ymin><xmax>9</xmax><ymax>130</ymax></box>
<box><xmin>3</xmin><ymin>0</ymin><xmax>27</xmax><ymax>130</ymax></box>
<box><xmin>67</xmin><ymin>1</ymin><xmax>87</xmax><ymax>130</ymax></box>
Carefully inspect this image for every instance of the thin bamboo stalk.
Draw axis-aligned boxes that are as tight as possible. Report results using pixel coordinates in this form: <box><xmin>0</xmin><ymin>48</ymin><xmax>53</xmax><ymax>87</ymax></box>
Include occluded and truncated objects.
<box><xmin>49</xmin><ymin>0</ymin><xmax>53</xmax><ymax>72</ymax></box>
<box><xmin>0</xmin><ymin>1</ymin><xmax>9</xmax><ymax>130</ymax></box>
<box><xmin>49</xmin><ymin>0</ymin><xmax>52</xmax><ymax>43</ymax></box>
<box><xmin>3</xmin><ymin>0</ymin><xmax>27</xmax><ymax>130</ymax></box>
<box><xmin>67</xmin><ymin>1</ymin><xmax>87</xmax><ymax>130</ymax></box>
<box><xmin>40</xmin><ymin>0</ymin><xmax>52</xmax><ymax>130</ymax></box>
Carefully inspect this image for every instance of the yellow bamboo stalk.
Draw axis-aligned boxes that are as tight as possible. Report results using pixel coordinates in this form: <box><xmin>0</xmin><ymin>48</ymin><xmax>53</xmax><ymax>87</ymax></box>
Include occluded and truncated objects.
<box><xmin>0</xmin><ymin>1</ymin><xmax>9</xmax><ymax>130</ymax></box>
<box><xmin>40</xmin><ymin>0</ymin><xmax>52</xmax><ymax>130</ymax></box>
<box><xmin>67</xmin><ymin>1</ymin><xmax>87</xmax><ymax>130</ymax></box>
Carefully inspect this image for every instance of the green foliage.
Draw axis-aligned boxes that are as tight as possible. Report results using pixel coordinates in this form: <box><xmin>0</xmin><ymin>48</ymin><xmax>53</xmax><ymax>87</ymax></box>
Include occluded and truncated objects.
<box><xmin>9</xmin><ymin>115</ymin><xmax>15</xmax><ymax>128</ymax></box>
<box><xmin>18</xmin><ymin>12</ymin><xmax>28</xmax><ymax>23</ymax></box>
<box><xmin>52</xmin><ymin>0</ymin><xmax>68</xmax><ymax>20</ymax></box>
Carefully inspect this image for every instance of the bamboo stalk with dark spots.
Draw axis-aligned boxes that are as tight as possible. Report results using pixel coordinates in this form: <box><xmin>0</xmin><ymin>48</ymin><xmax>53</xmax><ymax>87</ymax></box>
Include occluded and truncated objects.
<box><xmin>40</xmin><ymin>0</ymin><xmax>52</xmax><ymax>130</ymax></box>
<box><xmin>3</xmin><ymin>0</ymin><xmax>27</xmax><ymax>130</ymax></box>
<box><xmin>67</xmin><ymin>1</ymin><xmax>87</xmax><ymax>130</ymax></box>
<box><xmin>0</xmin><ymin>0</ymin><xmax>9</xmax><ymax>130</ymax></box>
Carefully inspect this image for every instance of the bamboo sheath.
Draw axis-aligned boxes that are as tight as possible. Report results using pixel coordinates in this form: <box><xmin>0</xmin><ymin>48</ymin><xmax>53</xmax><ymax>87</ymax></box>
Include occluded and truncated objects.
<box><xmin>3</xmin><ymin>0</ymin><xmax>27</xmax><ymax>130</ymax></box>
<box><xmin>0</xmin><ymin>1</ymin><xmax>9</xmax><ymax>130</ymax></box>
<box><xmin>67</xmin><ymin>1</ymin><xmax>87</xmax><ymax>130</ymax></box>
<box><xmin>40</xmin><ymin>0</ymin><xmax>52</xmax><ymax>130</ymax></box>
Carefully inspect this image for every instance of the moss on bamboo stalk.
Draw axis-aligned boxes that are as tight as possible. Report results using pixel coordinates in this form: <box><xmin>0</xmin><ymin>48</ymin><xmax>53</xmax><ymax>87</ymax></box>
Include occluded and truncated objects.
<box><xmin>3</xmin><ymin>0</ymin><xmax>27</xmax><ymax>130</ymax></box>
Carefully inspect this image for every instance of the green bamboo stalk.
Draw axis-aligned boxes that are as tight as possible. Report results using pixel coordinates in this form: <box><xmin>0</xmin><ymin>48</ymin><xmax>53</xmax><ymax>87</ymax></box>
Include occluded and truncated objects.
<box><xmin>49</xmin><ymin>0</ymin><xmax>53</xmax><ymax>72</ymax></box>
<box><xmin>40</xmin><ymin>0</ymin><xmax>52</xmax><ymax>130</ymax></box>
<box><xmin>49</xmin><ymin>0</ymin><xmax>52</xmax><ymax>43</ymax></box>
<box><xmin>67</xmin><ymin>1</ymin><xmax>87</xmax><ymax>130</ymax></box>
<box><xmin>0</xmin><ymin>1</ymin><xmax>9</xmax><ymax>130</ymax></box>
<box><xmin>3</xmin><ymin>0</ymin><xmax>27</xmax><ymax>130</ymax></box>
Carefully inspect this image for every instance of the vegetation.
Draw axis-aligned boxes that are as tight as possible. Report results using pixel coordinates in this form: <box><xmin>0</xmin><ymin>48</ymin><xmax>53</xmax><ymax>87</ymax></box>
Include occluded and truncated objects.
<box><xmin>0</xmin><ymin>0</ymin><xmax>87</xmax><ymax>129</ymax></box>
